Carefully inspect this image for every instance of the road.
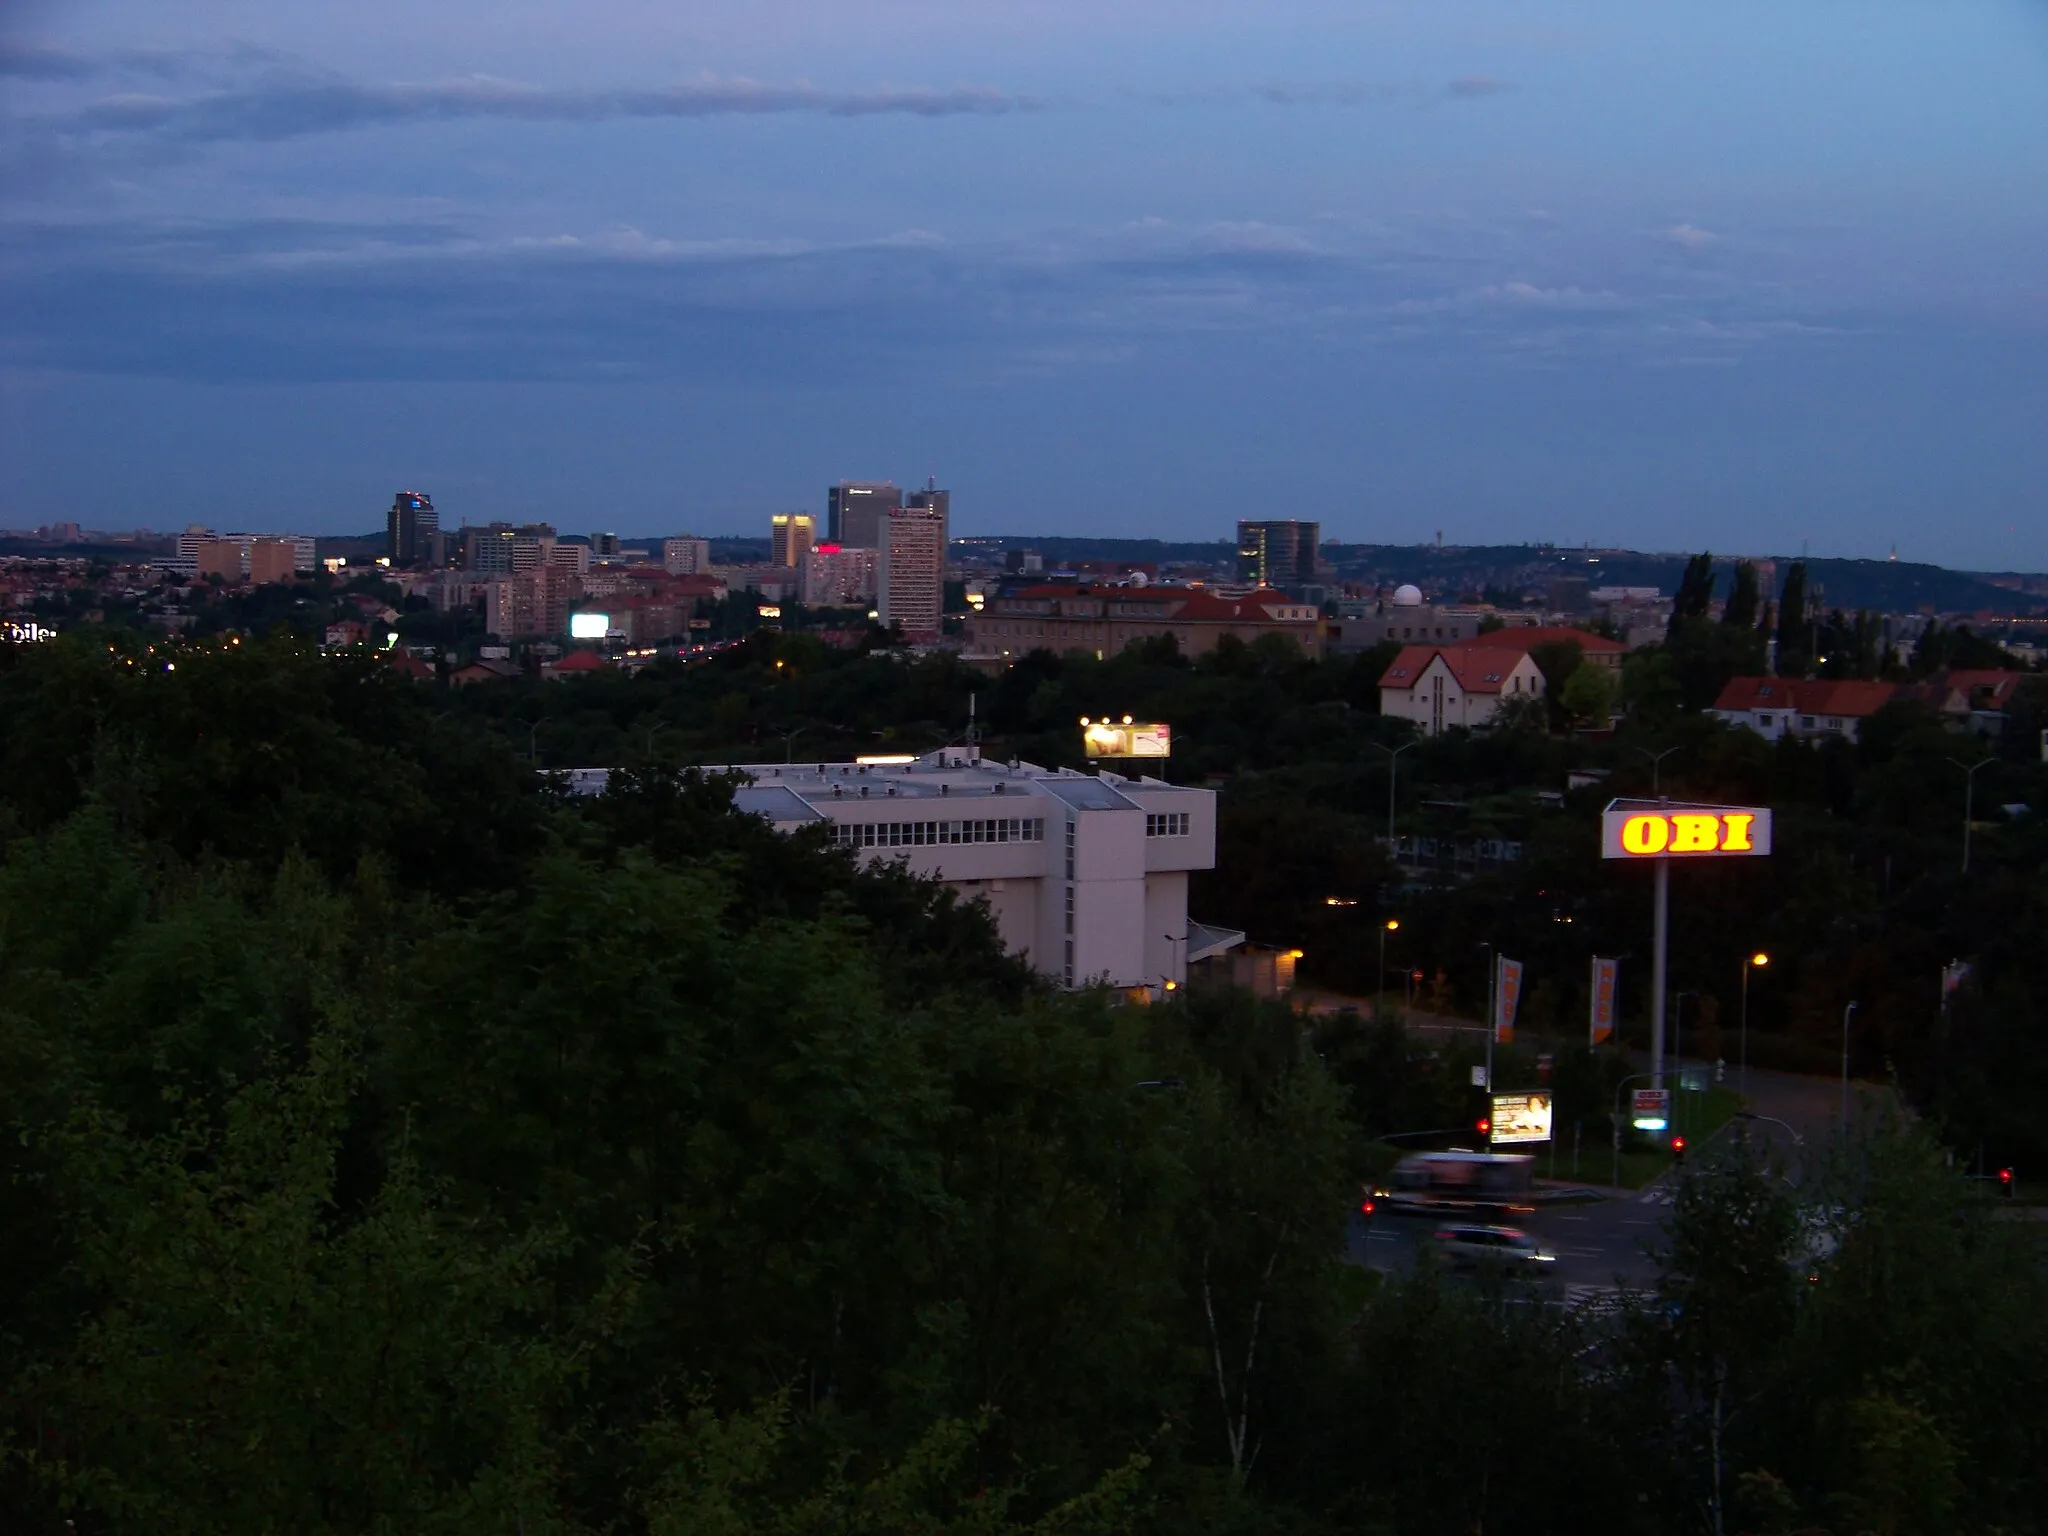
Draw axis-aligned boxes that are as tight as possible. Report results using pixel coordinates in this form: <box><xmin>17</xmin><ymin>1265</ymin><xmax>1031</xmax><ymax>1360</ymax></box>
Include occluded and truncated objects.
<box><xmin>1348</xmin><ymin>1194</ymin><xmax>1670</xmax><ymax>1298</ymax></box>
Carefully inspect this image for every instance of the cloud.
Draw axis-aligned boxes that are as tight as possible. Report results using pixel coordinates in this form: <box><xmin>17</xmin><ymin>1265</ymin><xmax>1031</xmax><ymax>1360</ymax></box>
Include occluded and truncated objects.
<box><xmin>0</xmin><ymin>41</ymin><xmax>97</xmax><ymax>80</ymax></box>
<box><xmin>1662</xmin><ymin>222</ymin><xmax>1718</xmax><ymax>251</ymax></box>
<box><xmin>30</xmin><ymin>69</ymin><xmax>1042</xmax><ymax>146</ymax></box>
<box><xmin>1446</xmin><ymin>76</ymin><xmax>1513</xmax><ymax>98</ymax></box>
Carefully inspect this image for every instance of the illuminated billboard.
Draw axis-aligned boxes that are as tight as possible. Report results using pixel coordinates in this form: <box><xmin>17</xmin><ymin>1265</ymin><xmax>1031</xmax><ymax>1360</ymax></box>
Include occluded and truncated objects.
<box><xmin>1630</xmin><ymin>1088</ymin><xmax>1671</xmax><ymax>1131</ymax></box>
<box><xmin>1600</xmin><ymin>800</ymin><xmax>1772</xmax><ymax>860</ymax></box>
<box><xmin>568</xmin><ymin>612</ymin><xmax>610</xmax><ymax>640</ymax></box>
<box><xmin>1081</xmin><ymin>719</ymin><xmax>1171</xmax><ymax>759</ymax></box>
<box><xmin>1489</xmin><ymin>1092</ymin><xmax>1553</xmax><ymax>1146</ymax></box>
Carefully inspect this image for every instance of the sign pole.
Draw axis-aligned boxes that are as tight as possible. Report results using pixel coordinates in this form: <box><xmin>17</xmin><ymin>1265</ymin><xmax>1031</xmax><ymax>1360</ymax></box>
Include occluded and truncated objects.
<box><xmin>1484</xmin><ymin>949</ymin><xmax>1496</xmax><ymax>1098</ymax></box>
<box><xmin>1651</xmin><ymin>855</ymin><xmax>1669</xmax><ymax>1091</ymax></box>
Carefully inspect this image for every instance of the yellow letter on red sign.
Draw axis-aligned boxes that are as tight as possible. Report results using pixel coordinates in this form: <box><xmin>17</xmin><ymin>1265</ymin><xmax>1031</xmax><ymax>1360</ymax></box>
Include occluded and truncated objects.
<box><xmin>1670</xmin><ymin>814</ymin><xmax>1719</xmax><ymax>853</ymax></box>
<box><xmin>1719</xmin><ymin>813</ymin><xmax>1756</xmax><ymax>851</ymax></box>
<box><xmin>1620</xmin><ymin>815</ymin><xmax>1670</xmax><ymax>855</ymax></box>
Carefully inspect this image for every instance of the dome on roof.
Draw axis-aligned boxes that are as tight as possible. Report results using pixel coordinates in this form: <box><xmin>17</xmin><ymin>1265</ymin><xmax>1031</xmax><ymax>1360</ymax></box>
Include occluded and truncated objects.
<box><xmin>1392</xmin><ymin>584</ymin><xmax>1425</xmax><ymax>607</ymax></box>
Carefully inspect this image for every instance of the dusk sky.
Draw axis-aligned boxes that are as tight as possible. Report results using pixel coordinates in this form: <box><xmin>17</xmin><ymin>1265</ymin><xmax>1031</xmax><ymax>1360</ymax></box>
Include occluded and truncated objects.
<box><xmin>4</xmin><ymin>0</ymin><xmax>2046</xmax><ymax>566</ymax></box>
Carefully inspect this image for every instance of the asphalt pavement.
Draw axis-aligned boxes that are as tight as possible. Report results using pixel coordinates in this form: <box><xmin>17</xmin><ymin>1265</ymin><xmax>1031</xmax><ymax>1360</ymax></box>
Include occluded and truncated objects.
<box><xmin>1349</xmin><ymin>1192</ymin><xmax>1670</xmax><ymax>1297</ymax></box>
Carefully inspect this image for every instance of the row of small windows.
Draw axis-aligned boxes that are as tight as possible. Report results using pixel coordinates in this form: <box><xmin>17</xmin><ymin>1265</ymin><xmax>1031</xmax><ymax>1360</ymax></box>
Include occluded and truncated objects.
<box><xmin>830</xmin><ymin>818</ymin><xmax>1045</xmax><ymax>850</ymax></box>
<box><xmin>1145</xmin><ymin>812</ymin><xmax>1191</xmax><ymax>837</ymax></box>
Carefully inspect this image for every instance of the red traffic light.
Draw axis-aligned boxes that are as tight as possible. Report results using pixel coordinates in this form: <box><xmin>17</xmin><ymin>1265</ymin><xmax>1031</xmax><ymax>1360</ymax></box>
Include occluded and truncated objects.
<box><xmin>1671</xmin><ymin>1135</ymin><xmax>1687</xmax><ymax>1162</ymax></box>
<box><xmin>1476</xmin><ymin>1117</ymin><xmax>1492</xmax><ymax>1136</ymax></box>
<box><xmin>1999</xmin><ymin>1167</ymin><xmax>2015</xmax><ymax>1195</ymax></box>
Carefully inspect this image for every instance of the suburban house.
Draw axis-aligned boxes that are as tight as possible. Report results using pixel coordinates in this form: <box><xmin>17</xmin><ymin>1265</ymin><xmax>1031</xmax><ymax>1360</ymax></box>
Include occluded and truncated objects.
<box><xmin>1378</xmin><ymin>646</ymin><xmax>1548</xmax><ymax>736</ymax></box>
<box><xmin>1709</xmin><ymin>677</ymin><xmax>1900</xmax><ymax>743</ymax></box>
<box><xmin>1450</xmin><ymin>625</ymin><xmax>1630</xmax><ymax>672</ymax></box>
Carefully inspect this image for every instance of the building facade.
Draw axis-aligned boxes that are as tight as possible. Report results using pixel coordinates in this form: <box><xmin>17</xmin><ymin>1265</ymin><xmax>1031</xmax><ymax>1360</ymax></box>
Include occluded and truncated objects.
<box><xmin>878</xmin><ymin>503</ymin><xmax>947</xmax><ymax>642</ymax></box>
<box><xmin>1378</xmin><ymin>646</ymin><xmax>1548</xmax><ymax>736</ymax></box>
<box><xmin>770</xmin><ymin>513</ymin><xmax>816</xmax><ymax>568</ymax></box>
<box><xmin>388</xmin><ymin>492</ymin><xmax>437</xmax><ymax>568</ymax></box>
<box><xmin>968</xmin><ymin>584</ymin><xmax>1324</xmax><ymax>661</ymax></box>
<box><xmin>571</xmin><ymin>750</ymin><xmax>1239</xmax><ymax>990</ymax></box>
<box><xmin>1236</xmin><ymin>520</ymin><xmax>1322</xmax><ymax>590</ymax></box>
<box><xmin>827</xmin><ymin>482</ymin><xmax>902</xmax><ymax>547</ymax></box>
<box><xmin>802</xmin><ymin>543</ymin><xmax>879</xmax><ymax>606</ymax></box>
<box><xmin>662</xmin><ymin>537</ymin><xmax>712</xmax><ymax>575</ymax></box>
<box><xmin>1709</xmin><ymin>677</ymin><xmax>1899</xmax><ymax>743</ymax></box>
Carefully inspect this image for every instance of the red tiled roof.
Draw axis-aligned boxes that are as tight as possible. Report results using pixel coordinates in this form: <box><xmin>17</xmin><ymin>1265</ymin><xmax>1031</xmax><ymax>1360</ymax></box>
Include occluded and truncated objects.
<box><xmin>1447</xmin><ymin>625</ymin><xmax>1628</xmax><ymax>656</ymax></box>
<box><xmin>1942</xmin><ymin>670</ymin><xmax>2025</xmax><ymax>710</ymax></box>
<box><xmin>546</xmin><ymin>649</ymin><xmax>612</xmax><ymax>673</ymax></box>
<box><xmin>1378</xmin><ymin>645</ymin><xmax>1537</xmax><ymax>696</ymax></box>
<box><xmin>1711</xmin><ymin>677</ymin><xmax>1899</xmax><ymax>717</ymax></box>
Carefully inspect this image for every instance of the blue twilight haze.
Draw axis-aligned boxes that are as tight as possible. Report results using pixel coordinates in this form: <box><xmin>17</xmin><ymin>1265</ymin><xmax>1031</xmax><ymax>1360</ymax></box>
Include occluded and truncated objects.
<box><xmin>3</xmin><ymin>0</ymin><xmax>2045</xmax><ymax>565</ymax></box>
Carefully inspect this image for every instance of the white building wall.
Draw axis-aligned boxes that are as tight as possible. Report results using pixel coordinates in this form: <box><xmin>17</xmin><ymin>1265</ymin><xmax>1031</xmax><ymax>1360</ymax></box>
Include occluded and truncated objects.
<box><xmin>1144</xmin><ymin>871</ymin><xmax>1190</xmax><ymax>984</ymax></box>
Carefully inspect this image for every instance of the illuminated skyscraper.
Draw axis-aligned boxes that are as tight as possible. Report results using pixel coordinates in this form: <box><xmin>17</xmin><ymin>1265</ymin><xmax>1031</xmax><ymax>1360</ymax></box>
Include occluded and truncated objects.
<box><xmin>827</xmin><ymin>481</ymin><xmax>901</xmax><ymax>547</ymax></box>
<box><xmin>1236</xmin><ymin>520</ymin><xmax>1322</xmax><ymax>590</ymax></box>
<box><xmin>878</xmin><ymin>502</ymin><xmax>947</xmax><ymax>642</ymax></box>
<box><xmin>388</xmin><ymin>491</ymin><xmax>438</xmax><ymax>568</ymax></box>
<box><xmin>771</xmin><ymin>512</ymin><xmax>816</xmax><ymax>567</ymax></box>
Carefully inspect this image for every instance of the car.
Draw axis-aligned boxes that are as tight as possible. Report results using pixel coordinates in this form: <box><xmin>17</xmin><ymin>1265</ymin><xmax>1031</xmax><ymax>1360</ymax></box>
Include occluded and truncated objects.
<box><xmin>1430</xmin><ymin>1223</ymin><xmax>1556</xmax><ymax>1274</ymax></box>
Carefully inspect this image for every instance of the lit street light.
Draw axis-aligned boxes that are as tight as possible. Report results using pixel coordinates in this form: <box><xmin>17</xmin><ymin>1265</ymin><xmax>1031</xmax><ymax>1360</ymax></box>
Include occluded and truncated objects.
<box><xmin>1378</xmin><ymin>918</ymin><xmax>1400</xmax><ymax>1018</ymax></box>
<box><xmin>1371</xmin><ymin>739</ymin><xmax>1418</xmax><ymax>856</ymax></box>
<box><xmin>1740</xmin><ymin>952</ymin><xmax>1768</xmax><ymax>1100</ymax></box>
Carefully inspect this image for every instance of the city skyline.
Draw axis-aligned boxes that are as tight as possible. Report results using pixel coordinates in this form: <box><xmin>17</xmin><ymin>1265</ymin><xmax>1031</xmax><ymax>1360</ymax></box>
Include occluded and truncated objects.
<box><xmin>4</xmin><ymin>1</ymin><xmax>2046</xmax><ymax>566</ymax></box>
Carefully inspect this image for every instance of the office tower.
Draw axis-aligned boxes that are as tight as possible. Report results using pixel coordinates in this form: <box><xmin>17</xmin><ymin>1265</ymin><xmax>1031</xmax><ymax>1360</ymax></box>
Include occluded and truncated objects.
<box><xmin>878</xmin><ymin>503</ymin><xmax>947</xmax><ymax>642</ymax></box>
<box><xmin>590</xmin><ymin>532</ymin><xmax>621</xmax><ymax>560</ymax></box>
<box><xmin>906</xmin><ymin>478</ymin><xmax>949</xmax><ymax>523</ymax></box>
<box><xmin>464</xmin><ymin>523</ymin><xmax>517</xmax><ymax>573</ymax></box>
<box><xmin>388</xmin><ymin>492</ymin><xmax>438</xmax><ymax>567</ymax></box>
<box><xmin>827</xmin><ymin>482</ymin><xmax>901</xmax><ymax>547</ymax></box>
<box><xmin>1236</xmin><ymin>520</ymin><xmax>1321</xmax><ymax>590</ymax></box>
<box><xmin>771</xmin><ymin>512</ymin><xmax>816</xmax><ymax>568</ymax></box>
<box><xmin>662</xmin><ymin>536</ymin><xmax>711</xmax><ymax>575</ymax></box>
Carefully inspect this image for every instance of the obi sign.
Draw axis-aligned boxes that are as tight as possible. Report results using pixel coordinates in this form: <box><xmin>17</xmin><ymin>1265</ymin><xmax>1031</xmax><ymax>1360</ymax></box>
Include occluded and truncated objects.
<box><xmin>1600</xmin><ymin>801</ymin><xmax>1772</xmax><ymax>860</ymax></box>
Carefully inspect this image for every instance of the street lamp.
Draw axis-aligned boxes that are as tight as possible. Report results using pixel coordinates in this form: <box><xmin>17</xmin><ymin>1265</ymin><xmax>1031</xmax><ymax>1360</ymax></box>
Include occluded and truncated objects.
<box><xmin>526</xmin><ymin>714</ymin><xmax>552</xmax><ymax>764</ymax></box>
<box><xmin>1637</xmin><ymin>745</ymin><xmax>1681</xmax><ymax>796</ymax></box>
<box><xmin>1840</xmin><ymin>1000</ymin><xmax>1859</xmax><ymax>1126</ymax></box>
<box><xmin>1164</xmin><ymin>931</ymin><xmax>1185</xmax><ymax>989</ymax></box>
<box><xmin>1371</xmin><ymin>740</ymin><xmax>1417</xmax><ymax>855</ymax></box>
<box><xmin>1378</xmin><ymin>918</ymin><xmax>1400</xmax><ymax>1016</ymax></box>
<box><xmin>1740</xmin><ymin>952</ymin><xmax>1768</xmax><ymax>1100</ymax></box>
<box><xmin>1947</xmin><ymin>756</ymin><xmax>1992</xmax><ymax>874</ymax></box>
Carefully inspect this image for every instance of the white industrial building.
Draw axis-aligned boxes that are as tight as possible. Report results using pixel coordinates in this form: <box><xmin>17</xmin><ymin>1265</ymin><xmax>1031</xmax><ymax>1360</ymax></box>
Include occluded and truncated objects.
<box><xmin>567</xmin><ymin>750</ymin><xmax>1242</xmax><ymax>989</ymax></box>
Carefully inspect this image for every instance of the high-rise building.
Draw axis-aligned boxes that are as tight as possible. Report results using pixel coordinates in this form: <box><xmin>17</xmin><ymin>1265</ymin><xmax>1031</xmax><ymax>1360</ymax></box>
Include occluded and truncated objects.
<box><xmin>801</xmin><ymin>543</ymin><xmax>880</xmax><ymax>606</ymax></box>
<box><xmin>827</xmin><ymin>482</ymin><xmax>902</xmax><ymax>547</ymax></box>
<box><xmin>770</xmin><ymin>513</ymin><xmax>816</xmax><ymax>568</ymax></box>
<box><xmin>1236</xmin><ymin>520</ymin><xmax>1322</xmax><ymax>590</ymax></box>
<box><xmin>662</xmin><ymin>536</ymin><xmax>711</xmax><ymax>575</ymax></box>
<box><xmin>906</xmin><ymin>478</ymin><xmax>949</xmax><ymax>523</ymax></box>
<box><xmin>591</xmin><ymin>532</ymin><xmax>621</xmax><ymax>560</ymax></box>
<box><xmin>388</xmin><ymin>492</ymin><xmax>438</xmax><ymax>568</ymax></box>
<box><xmin>878</xmin><ymin>503</ymin><xmax>947</xmax><ymax>642</ymax></box>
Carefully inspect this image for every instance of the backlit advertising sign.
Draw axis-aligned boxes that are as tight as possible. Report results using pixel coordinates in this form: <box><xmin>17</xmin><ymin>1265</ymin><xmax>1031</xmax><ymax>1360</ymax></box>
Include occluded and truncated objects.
<box><xmin>1489</xmin><ymin>1092</ymin><xmax>1553</xmax><ymax>1146</ymax></box>
<box><xmin>1082</xmin><ymin>720</ymin><xmax>1172</xmax><ymax>759</ymax></box>
<box><xmin>1590</xmin><ymin>957</ymin><xmax>1619</xmax><ymax>1045</ymax></box>
<box><xmin>1630</xmin><ymin>1088</ymin><xmax>1671</xmax><ymax>1131</ymax></box>
<box><xmin>1600</xmin><ymin>800</ymin><xmax>1772</xmax><ymax>860</ymax></box>
<box><xmin>568</xmin><ymin>612</ymin><xmax>610</xmax><ymax>640</ymax></box>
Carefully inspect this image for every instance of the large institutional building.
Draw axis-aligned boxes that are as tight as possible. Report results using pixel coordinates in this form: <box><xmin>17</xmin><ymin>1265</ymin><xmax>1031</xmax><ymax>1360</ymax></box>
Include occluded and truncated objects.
<box><xmin>569</xmin><ymin>750</ymin><xmax>1240</xmax><ymax>990</ymax></box>
<box><xmin>967</xmin><ymin>584</ymin><xmax>1323</xmax><ymax>661</ymax></box>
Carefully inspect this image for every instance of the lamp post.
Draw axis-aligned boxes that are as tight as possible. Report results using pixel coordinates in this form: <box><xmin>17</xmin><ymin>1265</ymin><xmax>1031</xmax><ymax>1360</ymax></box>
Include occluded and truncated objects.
<box><xmin>1740</xmin><ymin>952</ymin><xmax>1768</xmax><ymax>1100</ymax></box>
<box><xmin>1947</xmin><ymin>756</ymin><xmax>1992</xmax><ymax>874</ymax></box>
<box><xmin>1378</xmin><ymin>919</ymin><xmax>1400</xmax><ymax>1017</ymax></box>
<box><xmin>1164</xmin><ymin>931</ymin><xmax>1185</xmax><ymax>990</ymax></box>
<box><xmin>1637</xmin><ymin>745</ymin><xmax>1681</xmax><ymax>796</ymax></box>
<box><xmin>1840</xmin><ymin>1000</ymin><xmax>1859</xmax><ymax>1127</ymax></box>
<box><xmin>1480</xmin><ymin>940</ymin><xmax>1496</xmax><ymax>1098</ymax></box>
<box><xmin>526</xmin><ymin>714</ymin><xmax>552</xmax><ymax>764</ymax></box>
<box><xmin>1372</xmin><ymin>740</ymin><xmax>1417</xmax><ymax>856</ymax></box>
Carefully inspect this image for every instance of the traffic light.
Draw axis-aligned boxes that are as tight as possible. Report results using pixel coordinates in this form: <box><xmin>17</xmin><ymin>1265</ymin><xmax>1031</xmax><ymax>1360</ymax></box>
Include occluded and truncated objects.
<box><xmin>1672</xmin><ymin>1135</ymin><xmax>1687</xmax><ymax>1165</ymax></box>
<box><xmin>2000</xmin><ymin>1166</ymin><xmax>2015</xmax><ymax>1198</ymax></box>
<box><xmin>1476</xmin><ymin>1117</ymin><xmax>1492</xmax><ymax>1138</ymax></box>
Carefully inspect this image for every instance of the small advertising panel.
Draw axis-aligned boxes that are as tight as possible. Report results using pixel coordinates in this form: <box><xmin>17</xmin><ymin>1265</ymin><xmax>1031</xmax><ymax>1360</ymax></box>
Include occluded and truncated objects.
<box><xmin>568</xmin><ymin>612</ymin><xmax>609</xmax><ymax>640</ymax></box>
<box><xmin>1495</xmin><ymin>956</ymin><xmax>1524</xmax><ymax>1044</ymax></box>
<box><xmin>1082</xmin><ymin>720</ymin><xmax>1172</xmax><ymax>759</ymax></box>
<box><xmin>1489</xmin><ymin>1092</ymin><xmax>1553</xmax><ymax>1146</ymax></box>
<box><xmin>1601</xmin><ymin>800</ymin><xmax>1772</xmax><ymax>860</ymax></box>
<box><xmin>1630</xmin><ymin>1088</ymin><xmax>1672</xmax><ymax>1131</ymax></box>
<box><xmin>1590</xmin><ymin>957</ymin><xmax>1619</xmax><ymax>1045</ymax></box>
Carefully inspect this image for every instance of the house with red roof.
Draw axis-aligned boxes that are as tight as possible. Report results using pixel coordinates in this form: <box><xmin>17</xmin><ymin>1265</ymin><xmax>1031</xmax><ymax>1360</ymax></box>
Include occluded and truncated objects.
<box><xmin>1933</xmin><ymin>669</ymin><xmax>2028</xmax><ymax>735</ymax></box>
<box><xmin>383</xmin><ymin>648</ymin><xmax>435</xmax><ymax>682</ymax></box>
<box><xmin>1378</xmin><ymin>645</ymin><xmax>1547</xmax><ymax>736</ymax></box>
<box><xmin>541</xmin><ymin>648</ymin><xmax>614</xmax><ymax>681</ymax></box>
<box><xmin>1449</xmin><ymin>625</ymin><xmax>1630</xmax><ymax>672</ymax></box>
<box><xmin>1710</xmin><ymin>677</ymin><xmax>1900</xmax><ymax>743</ymax></box>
